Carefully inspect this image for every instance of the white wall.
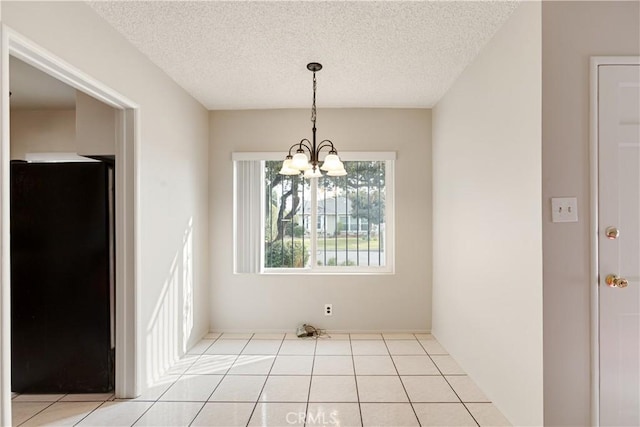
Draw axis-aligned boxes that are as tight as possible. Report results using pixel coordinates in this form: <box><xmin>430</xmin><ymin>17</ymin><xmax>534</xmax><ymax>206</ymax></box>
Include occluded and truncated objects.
<box><xmin>2</xmin><ymin>1</ymin><xmax>210</xmax><ymax>390</ymax></box>
<box><xmin>209</xmin><ymin>109</ymin><xmax>431</xmax><ymax>332</ymax></box>
<box><xmin>432</xmin><ymin>3</ymin><xmax>542</xmax><ymax>426</ymax></box>
<box><xmin>542</xmin><ymin>2</ymin><xmax>640</xmax><ymax>425</ymax></box>
<box><xmin>10</xmin><ymin>109</ymin><xmax>75</xmax><ymax>159</ymax></box>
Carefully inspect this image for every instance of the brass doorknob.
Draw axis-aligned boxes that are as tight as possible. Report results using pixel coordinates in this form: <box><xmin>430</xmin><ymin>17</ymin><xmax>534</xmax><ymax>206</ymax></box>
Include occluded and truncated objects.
<box><xmin>606</xmin><ymin>274</ymin><xmax>629</xmax><ymax>288</ymax></box>
<box><xmin>605</xmin><ymin>226</ymin><xmax>620</xmax><ymax>240</ymax></box>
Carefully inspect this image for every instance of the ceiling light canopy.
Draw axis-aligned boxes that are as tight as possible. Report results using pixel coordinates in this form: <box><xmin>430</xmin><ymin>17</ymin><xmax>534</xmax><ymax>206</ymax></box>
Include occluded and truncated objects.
<box><xmin>279</xmin><ymin>63</ymin><xmax>346</xmax><ymax>178</ymax></box>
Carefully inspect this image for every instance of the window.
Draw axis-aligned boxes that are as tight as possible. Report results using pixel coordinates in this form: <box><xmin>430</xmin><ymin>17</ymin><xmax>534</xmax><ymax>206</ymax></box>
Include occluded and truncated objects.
<box><xmin>234</xmin><ymin>152</ymin><xmax>395</xmax><ymax>274</ymax></box>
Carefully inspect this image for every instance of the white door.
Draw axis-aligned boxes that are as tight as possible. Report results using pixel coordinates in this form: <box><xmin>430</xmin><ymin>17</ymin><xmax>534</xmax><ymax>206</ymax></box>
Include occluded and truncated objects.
<box><xmin>599</xmin><ymin>64</ymin><xmax>640</xmax><ymax>427</ymax></box>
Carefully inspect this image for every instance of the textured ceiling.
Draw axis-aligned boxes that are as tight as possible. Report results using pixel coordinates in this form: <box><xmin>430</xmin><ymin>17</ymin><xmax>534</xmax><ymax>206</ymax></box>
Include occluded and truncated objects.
<box><xmin>89</xmin><ymin>1</ymin><xmax>519</xmax><ymax>109</ymax></box>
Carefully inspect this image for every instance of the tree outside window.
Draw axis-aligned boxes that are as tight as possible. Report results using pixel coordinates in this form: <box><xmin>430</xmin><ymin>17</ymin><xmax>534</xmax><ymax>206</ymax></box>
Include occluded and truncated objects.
<box><xmin>263</xmin><ymin>160</ymin><xmax>387</xmax><ymax>269</ymax></box>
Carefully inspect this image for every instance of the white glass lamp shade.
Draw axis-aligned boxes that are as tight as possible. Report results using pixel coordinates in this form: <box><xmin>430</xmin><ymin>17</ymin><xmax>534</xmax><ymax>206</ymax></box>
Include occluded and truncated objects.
<box><xmin>327</xmin><ymin>167</ymin><xmax>347</xmax><ymax>176</ymax></box>
<box><xmin>291</xmin><ymin>152</ymin><xmax>310</xmax><ymax>170</ymax></box>
<box><xmin>298</xmin><ymin>162</ymin><xmax>311</xmax><ymax>171</ymax></box>
<box><xmin>303</xmin><ymin>167</ymin><xmax>323</xmax><ymax>178</ymax></box>
<box><xmin>279</xmin><ymin>158</ymin><xmax>300</xmax><ymax>175</ymax></box>
<box><xmin>320</xmin><ymin>153</ymin><xmax>341</xmax><ymax>171</ymax></box>
<box><xmin>326</xmin><ymin>160</ymin><xmax>346</xmax><ymax>176</ymax></box>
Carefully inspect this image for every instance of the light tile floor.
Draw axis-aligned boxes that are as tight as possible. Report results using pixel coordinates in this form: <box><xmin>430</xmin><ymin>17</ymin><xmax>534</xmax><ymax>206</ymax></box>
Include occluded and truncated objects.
<box><xmin>11</xmin><ymin>333</ymin><xmax>511</xmax><ymax>426</ymax></box>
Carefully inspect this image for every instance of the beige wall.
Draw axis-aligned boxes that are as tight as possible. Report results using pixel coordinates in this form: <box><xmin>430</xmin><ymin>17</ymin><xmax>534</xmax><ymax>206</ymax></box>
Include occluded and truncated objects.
<box><xmin>209</xmin><ymin>109</ymin><xmax>432</xmax><ymax>332</ymax></box>
<box><xmin>11</xmin><ymin>93</ymin><xmax>116</xmax><ymax>159</ymax></box>
<box><xmin>10</xmin><ymin>109</ymin><xmax>76</xmax><ymax>159</ymax></box>
<box><xmin>432</xmin><ymin>3</ymin><xmax>542</xmax><ymax>426</ymax></box>
<box><xmin>542</xmin><ymin>2</ymin><xmax>640</xmax><ymax>425</ymax></box>
<box><xmin>76</xmin><ymin>91</ymin><xmax>115</xmax><ymax>156</ymax></box>
<box><xmin>2</xmin><ymin>1</ymin><xmax>210</xmax><ymax>392</ymax></box>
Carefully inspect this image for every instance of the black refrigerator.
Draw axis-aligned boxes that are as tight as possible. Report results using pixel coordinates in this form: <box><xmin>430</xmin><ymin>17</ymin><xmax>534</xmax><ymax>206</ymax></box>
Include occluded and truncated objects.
<box><xmin>11</xmin><ymin>160</ymin><xmax>114</xmax><ymax>393</ymax></box>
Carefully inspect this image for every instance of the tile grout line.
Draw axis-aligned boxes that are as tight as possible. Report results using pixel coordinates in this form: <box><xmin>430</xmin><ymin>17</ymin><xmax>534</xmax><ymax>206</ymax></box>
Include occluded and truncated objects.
<box><xmin>16</xmin><ymin>393</ymin><xmax>116</xmax><ymax>426</ymax></box>
<box><xmin>141</xmin><ymin>400</ymin><xmax>461</xmax><ymax>404</ymax></box>
<box><xmin>185</xmin><ymin>333</ymin><xmax>252</xmax><ymax>427</ymax></box>
<box><xmin>156</xmin><ymin>333</ymin><xmax>227</xmax><ymax>425</ymax></box>
<box><xmin>16</xmin><ymin>399</ymin><xmax>59</xmax><ymax>426</ymax></box>
<box><xmin>383</xmin><ymin>334</ymin><xmax>422</xmax><ymax>427</ymax></box>
<box><xmin>302</xmin><ymin>336</ymin><xmax>319</xmax><ymax>427</ymax></box>
<box><xmin>60</xmin><ymin>392</ymin><xmax>116</xmax><ymax>426</ymax></box>
<box><xmin>73</xmin><ymin>399</ymin><xmax>113</xmax><ymax>426</ymax></box>
<box><xmin>144</xmin><ymin>372</ymin><xmax>466</xmax><ymax>377</ymax></box>
<box><xmin>156</xmin><ymin>331</ymin><xmax>224</xmax><ymax>401</ymax></box>
<box><xmin>416</xmin><ymin>337</ymin><xmax>480</xmax><ymax>427</ymax></box>
<box><xmin>348</xmin><ymin>334</ymin><xmax>364</xmax><ymax>427</ymax></box>
<box><xmin>440</xmin><ymin>377</ymin><xmax>481</xmax><ymax>427</ymax></box>
<box><xmin>244</xmin><ymin>333</ymin><xmax>286</xmax><ymax>427</ymax></box>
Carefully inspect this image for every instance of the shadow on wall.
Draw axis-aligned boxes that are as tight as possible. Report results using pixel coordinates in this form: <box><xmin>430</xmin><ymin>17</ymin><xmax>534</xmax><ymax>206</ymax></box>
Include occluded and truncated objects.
<box><xmin>145</xmin><ymin>217</ymin><xmax>195</xmax><ymax>385</ymax></box>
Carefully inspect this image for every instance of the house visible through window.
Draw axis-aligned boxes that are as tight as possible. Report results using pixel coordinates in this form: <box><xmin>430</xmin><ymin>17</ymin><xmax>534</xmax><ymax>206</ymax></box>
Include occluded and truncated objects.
<box><xmin>234</xmin><ymin>153</ymin><xmax>395</xmax><ymax>273</ymax></box>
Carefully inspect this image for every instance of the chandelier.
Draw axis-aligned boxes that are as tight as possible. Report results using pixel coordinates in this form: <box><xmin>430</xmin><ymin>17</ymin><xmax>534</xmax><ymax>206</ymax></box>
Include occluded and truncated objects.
<box><xmin>279</xmin><ymin>62</ymin><xmax>346</xmax><ymax>178</ymax></box>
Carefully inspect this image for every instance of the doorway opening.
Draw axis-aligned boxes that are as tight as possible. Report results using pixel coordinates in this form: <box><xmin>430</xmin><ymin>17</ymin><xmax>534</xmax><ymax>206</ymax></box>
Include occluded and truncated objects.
<box><xmin>10</xmin><ymin>56</ymin><xmax>117</xmax><ymax>393</ymax></box>
<box><xmin>1</xmin><ymin>26</ymin><xmax>140</xmax><ymax>424</ymax></box>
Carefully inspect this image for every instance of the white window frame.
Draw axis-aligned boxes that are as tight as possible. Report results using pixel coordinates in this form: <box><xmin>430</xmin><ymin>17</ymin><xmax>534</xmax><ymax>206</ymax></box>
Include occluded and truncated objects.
<box><xmin>233</xmin><ymin>152</ymin><xmax>395</xmax><ymax>275</ymax></box>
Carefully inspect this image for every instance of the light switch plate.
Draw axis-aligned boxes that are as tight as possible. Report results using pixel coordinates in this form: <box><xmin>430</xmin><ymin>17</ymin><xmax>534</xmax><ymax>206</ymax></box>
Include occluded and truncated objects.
<box><xmin>551</xmin><ymin>197</ymin><xmax>578</xmax><ymax>223</ymax></box>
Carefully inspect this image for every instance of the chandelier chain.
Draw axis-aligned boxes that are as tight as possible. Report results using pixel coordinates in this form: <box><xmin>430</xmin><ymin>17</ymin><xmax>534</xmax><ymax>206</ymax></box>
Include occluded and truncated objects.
<box><xmin>311</xmin><ymin>72</ymin><xmax>317</xmax><ymax>125</ymax></box>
